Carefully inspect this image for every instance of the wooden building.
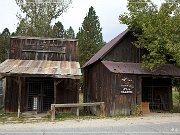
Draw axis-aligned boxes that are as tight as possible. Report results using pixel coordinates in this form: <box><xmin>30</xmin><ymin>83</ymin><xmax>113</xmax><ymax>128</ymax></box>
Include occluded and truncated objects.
<box><xmin>0</xmin><ymin>37</ymin><xmax>81</xmax><ymax>114</ymax></box>
<box><xmin>83</xmin><ymin>29</ymin><xmax>180</xmax><ymax>115</ymax></box>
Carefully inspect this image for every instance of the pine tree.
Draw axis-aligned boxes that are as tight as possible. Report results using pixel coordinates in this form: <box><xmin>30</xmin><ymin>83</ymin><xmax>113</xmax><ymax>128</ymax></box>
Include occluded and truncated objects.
<box><xmin>77</xmin><ymin>6</ymin><xmax>104</xmax><ymax>65</ymax></box>
<box><xmin>52</xmin><ymin>21</ymin><xmax>64</xmax><ymax>38</ymax></box>
<box><xmin>0</xmin><ymin>28</ymin><xmax>10</xmax><ymax>62</ymax></box>
<box><xmin>64</xmin><ymin>26</ymin><xmax>75</xmax><ymax>39</ymax></box>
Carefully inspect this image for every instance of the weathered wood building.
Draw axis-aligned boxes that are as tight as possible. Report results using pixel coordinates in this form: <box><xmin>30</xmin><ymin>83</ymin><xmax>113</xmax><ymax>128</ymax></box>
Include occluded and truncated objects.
<box><xmin>0</xmin><ymin>37</ymin><xmax>81</xmax><ymax>114</ymax></box>
<box><xmin>83</xmin><ymin>29</ymin><xmax>180</xmax><ymax>115</ymax></box>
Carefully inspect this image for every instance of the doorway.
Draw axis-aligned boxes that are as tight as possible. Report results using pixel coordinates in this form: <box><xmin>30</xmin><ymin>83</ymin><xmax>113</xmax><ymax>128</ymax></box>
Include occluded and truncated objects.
<box><xmin>27</xmin><ymin>78</ymin><xmax>54</xmax><ymax>112</ymax></box>
<box><xmin>142</xmin><ymin>77</ymin><xmax>172</xmax><ymax>112</ymax></box>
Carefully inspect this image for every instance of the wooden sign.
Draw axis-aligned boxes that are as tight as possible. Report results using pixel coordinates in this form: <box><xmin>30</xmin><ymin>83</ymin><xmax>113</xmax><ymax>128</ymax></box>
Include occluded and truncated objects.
<box><xmin>120</xmin><ymin>77</ymin><xmax>134</xmax><ymax>94</ymax></box>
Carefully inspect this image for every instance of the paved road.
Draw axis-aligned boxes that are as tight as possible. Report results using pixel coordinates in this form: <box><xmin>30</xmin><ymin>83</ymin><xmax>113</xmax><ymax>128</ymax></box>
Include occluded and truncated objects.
<box><xmin>0</xmin><ymin>113</ymin><xmax>180</xmax><ymax>135</ymax></box>
<box><xmin>1</xmin><ymin>122</ymin><xmax>179</xmax><ymax>135</ymax></box>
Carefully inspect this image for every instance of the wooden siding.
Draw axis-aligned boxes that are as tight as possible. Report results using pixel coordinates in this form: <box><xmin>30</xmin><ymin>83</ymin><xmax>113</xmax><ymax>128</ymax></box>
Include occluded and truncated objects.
<box><xmin>104</xmin><ymin>32</ymin><xmax>146</xmax><ymax>63</ymax></box>
<box><xmin>4</xmin><ymin>77</ymin><xmax>79</xmax><ymax>112</ymax></box>
<box><xmin>84</xmin><ymin>62</ymin><xmax>142</xmax><ymax>115</ymax></box>
<box><xmin>84</xmin><ymin>62</ymin><xmax>113</xmax><ymax>115</ymax></box>
<box><xmin>9</xmin><ymin>38</ymin><xmax>78</xmax><ymax>61</ymax></box>
<box><xmin>56</xmin><ymin>79</ymin><xmax>79</xmax><ymax>104</ymax></box>
<box><xmin>111</xmin><ymin>74</ymin><xmax>142</xmax><ymax>115</ymax></box>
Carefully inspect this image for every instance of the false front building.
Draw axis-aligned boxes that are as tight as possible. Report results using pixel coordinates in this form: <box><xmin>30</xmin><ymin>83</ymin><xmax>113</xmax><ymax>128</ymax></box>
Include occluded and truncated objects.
<box><xmin>0</xmin><ymin>37</ymin><xmax>81</xmax><ymax>114</ymax></box>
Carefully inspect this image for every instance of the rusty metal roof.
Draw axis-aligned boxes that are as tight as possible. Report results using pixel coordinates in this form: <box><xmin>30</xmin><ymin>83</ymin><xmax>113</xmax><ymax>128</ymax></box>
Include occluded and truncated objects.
<box><xmin>83</xmin><ymin>29</ymin><xmax>129</xmax><ymax>68</ymax></box>
<box><xmin>102</xmin><ymin>61</ymin><xmax>180</xmax><ymax>77</ymax></box>
<box><xmin>0</xmin><ymin>59</ymin><xmax>82</xmax><ymax>79</ymax></box>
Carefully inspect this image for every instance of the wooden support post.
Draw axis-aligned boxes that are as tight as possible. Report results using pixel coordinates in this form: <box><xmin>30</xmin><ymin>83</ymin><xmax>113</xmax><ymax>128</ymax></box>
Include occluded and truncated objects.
<box><xmin>76</xmin><ymin>107</ymin><xmax>79</xmax><ymax>116</ymax></box>
<box><xmin>100</xmin><ymin>103</ymin><xmax>105</xmax><ymax>117</ymax></box>
<box><xmin>51</xmin><ymin>105</ymin><xmax>55</xmax><ymax>121</ymax></box>
<box><xmin>54</xmin><ymin>79</ymin><xmax>63</xmax><ymax>104</ymax></box>
<box><xmin>54</xmin><ymin>79</ymin><xmax>57</xmax><ymax>104</ymax></box>
<box><xmin>17</xmin><ymin>77</ymin><xmax>22</xmax><ymax>118</ymax></box>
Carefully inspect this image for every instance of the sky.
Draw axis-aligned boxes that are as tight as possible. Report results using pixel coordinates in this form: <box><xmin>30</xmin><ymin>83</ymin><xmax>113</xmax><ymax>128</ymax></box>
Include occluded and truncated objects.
<box><xmin>0</xmin><ymin>0</ymin><xmax>163</xmax><ymax>42</ymax></box>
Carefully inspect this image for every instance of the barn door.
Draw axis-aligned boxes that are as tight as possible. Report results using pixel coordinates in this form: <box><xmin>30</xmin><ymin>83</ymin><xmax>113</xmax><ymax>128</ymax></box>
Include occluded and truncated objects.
<box><xmin>27</xmin><ymin>78</ymin><xmax>54</xmax><ymax>112</ymax></box>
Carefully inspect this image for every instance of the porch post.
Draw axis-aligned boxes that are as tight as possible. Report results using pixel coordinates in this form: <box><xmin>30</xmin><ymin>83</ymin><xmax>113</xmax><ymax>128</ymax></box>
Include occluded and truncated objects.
<box><xmin>54</xmin><ymin>79</ymin><xmax>57</xmax><ymax>104</ymax></box>
<box><xmin>54</xmin><ymin>79</ymin><xmax>63</xmax><ymax>104</ymax></box>
<box><xmin>18</xmin><ymin>77</ymin><xmax>22</xmax><ymax>118</ymax></box>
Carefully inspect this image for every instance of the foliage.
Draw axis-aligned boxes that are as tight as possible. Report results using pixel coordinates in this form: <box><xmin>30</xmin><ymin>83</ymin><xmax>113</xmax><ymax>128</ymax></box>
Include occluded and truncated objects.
<box><xmin>77</xmin><ymin>6</ymin><xmax>104</xmax><ymax>65</ymax></box>
<box><xmin>130</xmin><ymin>105</ymin><xmax>142</xmax><ymax>116</ymax></box>
<box><xmin>15</xmin><ymin>0</ymin><xmax>72</xmax><ymax>37</ymax></box>
<box><xmin>51</xmin><ymin>21</ymin><xmax>64</xmax><ymax>38</ymax></box>
<box><xmin>0</xmin><ymin>28</ymin><xmax>10</xmax><ymax>62</ymax></box>
<box><xmin>119</xmin><ymin>0</ymin><xmax>180</xmax><ymax>69</ymax></box>
<box><xmin>172</xmin><ymin>79</ymin><xmax>180</xmax><ymax>112</ymax></box>
<box><xmin>64</xmin><ymin>26</ymin><xmax>75</xmax><ymax>38</ymax></box>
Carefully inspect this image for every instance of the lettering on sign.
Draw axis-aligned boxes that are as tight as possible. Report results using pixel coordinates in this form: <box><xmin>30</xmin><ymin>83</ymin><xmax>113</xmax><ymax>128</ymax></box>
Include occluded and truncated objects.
<box><xmin>120</xmin><ymin>77</ymin><xmax>134</xmax><ymax>94</ymax></box>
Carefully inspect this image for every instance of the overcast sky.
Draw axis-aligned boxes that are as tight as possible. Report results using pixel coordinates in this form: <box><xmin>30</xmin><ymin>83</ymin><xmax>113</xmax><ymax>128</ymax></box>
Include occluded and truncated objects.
<box><xmin>0</xmin><ymin>0</ymin><xmax>163</xmax><ymax>42</ymax></box>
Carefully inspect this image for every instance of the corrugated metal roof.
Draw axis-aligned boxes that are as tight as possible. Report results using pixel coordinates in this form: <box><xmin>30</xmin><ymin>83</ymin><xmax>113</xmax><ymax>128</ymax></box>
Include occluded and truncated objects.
<box><xmin>0</xmin><ymin>59</ymin><xmax>82</xmax><ymax>79</ymax></box>
<box><xmin>102</xmin><ymin>61</ymin><xmax>180</xmax><ymax>77</ymax></box>
<box><xmin>83</xmin><ymin>29</ymin><xmax>129</xmax><ymax>68</ymax></box>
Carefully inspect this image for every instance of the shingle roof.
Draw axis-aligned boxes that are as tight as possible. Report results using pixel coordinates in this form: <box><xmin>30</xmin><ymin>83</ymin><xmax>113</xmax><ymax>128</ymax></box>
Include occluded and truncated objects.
<box><xmin>83</xmin><ymin>29</ymin><xmax>129</xmax><ymax>68</ymax></box>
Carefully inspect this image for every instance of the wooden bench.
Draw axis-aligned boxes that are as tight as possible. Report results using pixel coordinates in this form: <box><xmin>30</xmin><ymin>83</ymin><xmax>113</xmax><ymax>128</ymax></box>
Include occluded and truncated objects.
<box><xmin>51</xmin><ymin>102</ymin><xmax>105</xmax><ymax>121</ymax></box>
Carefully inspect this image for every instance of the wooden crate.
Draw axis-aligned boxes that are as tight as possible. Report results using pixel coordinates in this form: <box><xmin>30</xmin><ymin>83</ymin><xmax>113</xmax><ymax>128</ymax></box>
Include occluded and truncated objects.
<box><xmin>142</xmin><ymin>102</ymin><xmax>150</xmax><ymax>114</ymax></box>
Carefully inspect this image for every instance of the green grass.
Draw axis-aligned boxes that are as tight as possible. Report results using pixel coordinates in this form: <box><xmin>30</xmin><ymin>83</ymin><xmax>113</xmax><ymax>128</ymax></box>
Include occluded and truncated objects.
<box><xmin>173</xmin><ymin>89</ymin><xmax>179</xmax><ymax>105</ymax></box>
<box><xmin>172</xmin><ymin>89</ymin><xmax>180</xmax><ymax>112</ymax></box>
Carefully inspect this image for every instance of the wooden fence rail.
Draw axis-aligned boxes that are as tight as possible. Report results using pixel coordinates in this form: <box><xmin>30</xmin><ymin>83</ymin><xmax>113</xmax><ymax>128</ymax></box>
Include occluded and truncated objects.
<box><xmin>51</xmin><ymin>102</ymin><xmax>105</xmax><ymax>121</ymax></box>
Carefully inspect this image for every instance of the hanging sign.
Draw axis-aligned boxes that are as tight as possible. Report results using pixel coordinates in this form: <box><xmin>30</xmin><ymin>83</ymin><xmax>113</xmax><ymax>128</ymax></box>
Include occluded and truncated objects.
<box><xmin>120</xmin><ymin>77</ymin><xmax>134</xmax><ymax>94</ymax></box>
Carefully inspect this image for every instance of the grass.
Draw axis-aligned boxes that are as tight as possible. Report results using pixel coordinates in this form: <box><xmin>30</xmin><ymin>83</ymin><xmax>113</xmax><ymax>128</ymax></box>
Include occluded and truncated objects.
<box><xmin>0</xmin><ymin>112</ymin><xmax>25</xmax><ymax>123</ymax></box>
<box><xmin>172</xmin><ymin>89</ymin><xmax>180</xmax><ymax>113</ymax></box>
<box><xmin>173</xmin><ymin>89</ymin><xmax>179</xmax><ymax>106</ymax></box>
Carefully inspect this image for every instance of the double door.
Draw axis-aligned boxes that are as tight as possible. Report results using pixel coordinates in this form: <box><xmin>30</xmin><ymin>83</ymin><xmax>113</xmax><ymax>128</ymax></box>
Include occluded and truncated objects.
<box><xmin>27</xmin><ymin>78</ymin><xmax>54</xmax><ymax>112</ymax></box>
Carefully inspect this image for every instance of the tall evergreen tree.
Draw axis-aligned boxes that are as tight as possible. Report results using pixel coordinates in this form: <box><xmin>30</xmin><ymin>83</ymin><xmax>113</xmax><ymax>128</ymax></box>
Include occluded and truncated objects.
<box><xmin>64</xmin><ymin>26</ymin><xmax>75</xmax><ymax>38</ymax></box>
<box><xmin>0</xmin><ymin>28</ymin><xmax>10</xmax><ymax>62</ymax></box>
<box><xmin>52</xmin><ymin>21</ymin><xmax>64</xmax><ymax>38</ymax></box>
<box><xmin>15</xmin><ymin>0</ymin><xmax>72</xmax><ymax>37</ymax></box>
<box><xmin>77</xmin><ymin>6</ymin><xmax>104</xmax><ymax>65</ymax></box>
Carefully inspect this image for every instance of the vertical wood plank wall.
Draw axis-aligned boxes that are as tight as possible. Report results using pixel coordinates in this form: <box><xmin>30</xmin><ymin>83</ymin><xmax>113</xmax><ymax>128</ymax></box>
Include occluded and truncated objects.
<box><xmin>9</xmin><ymin>38</ymin><xmax>78</xmax><ymax>61</ymax></box>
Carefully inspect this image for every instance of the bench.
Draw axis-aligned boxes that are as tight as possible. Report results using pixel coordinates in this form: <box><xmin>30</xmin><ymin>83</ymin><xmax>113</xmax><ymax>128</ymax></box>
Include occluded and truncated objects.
<box><xmin>51</xmin><ymin>102</ymin><xmax>105</xmax><ymax>121</ymax></box>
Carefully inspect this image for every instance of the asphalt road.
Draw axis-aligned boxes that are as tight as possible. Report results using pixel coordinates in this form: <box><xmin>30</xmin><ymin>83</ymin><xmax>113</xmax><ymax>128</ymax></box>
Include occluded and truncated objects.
<box><xmin>1</xmin><ymin>122</ymin><xmax>179</xmax><ymax>135</ymax></box>
<box><xmin>0</xmin><ymin>113</ymin><xmax>180</xmax><ymax>135</ymax></box>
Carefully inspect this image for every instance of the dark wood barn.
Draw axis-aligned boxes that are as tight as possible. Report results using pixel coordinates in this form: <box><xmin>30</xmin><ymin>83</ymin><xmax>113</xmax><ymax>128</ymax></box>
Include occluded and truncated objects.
<box><xmin>83</xmin><ymin>29</ymin><xmax>180</xmax><ymax>115</ymax></box>
<box><xmin>0</xmin><ymin>37</ymin><xmax>81</xmax><ymax>114</ymax></box>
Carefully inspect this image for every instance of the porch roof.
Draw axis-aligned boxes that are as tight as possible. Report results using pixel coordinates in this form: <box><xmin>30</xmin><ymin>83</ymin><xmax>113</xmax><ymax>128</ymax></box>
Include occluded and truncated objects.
<box><xmin>102</xmin><ymin>61</ymin><xmax>180</xmax><ymax>77</ymax></box>
<box><xmin>0</xmin><ymin>59</ymin><xmax>82</xmax><ymax>79</ymax></box>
